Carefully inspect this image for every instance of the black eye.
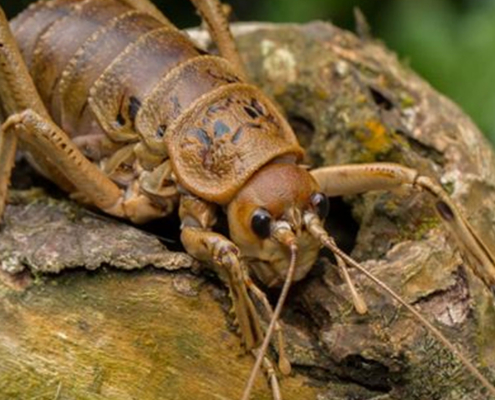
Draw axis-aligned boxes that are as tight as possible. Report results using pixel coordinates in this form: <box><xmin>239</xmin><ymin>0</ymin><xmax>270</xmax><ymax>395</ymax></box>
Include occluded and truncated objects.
<box><xmin>251</xmin><ymin>209</ymin><xmax>272</xmax><ymax>239</ymax></box>
<box><xmin>311</xmin><ymin>192</ymin><xmax>329</xmax><ymax>219</ymax></box>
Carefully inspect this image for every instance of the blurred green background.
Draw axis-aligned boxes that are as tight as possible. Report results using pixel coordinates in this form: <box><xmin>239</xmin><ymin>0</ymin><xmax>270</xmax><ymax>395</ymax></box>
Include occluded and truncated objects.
<box><xmin>4</xmin><ymin>0</ymin><xmax>495</xmax><ymax>144</ymax></box>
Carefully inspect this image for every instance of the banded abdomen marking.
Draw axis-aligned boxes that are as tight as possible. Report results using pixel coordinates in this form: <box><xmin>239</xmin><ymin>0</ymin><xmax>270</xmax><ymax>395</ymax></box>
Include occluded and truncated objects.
<box><xmin>10</xmin><ymin>0</ymin><xmax>82</xmax><ymax>67</ymax></box>
<box><xmin>28</xmin><ymin>0</ymin><xmax>132</xmax><ymax>111</ymax></box>
<box><xmin>55</xmin><ymin>10</ymin><xmax>164</xmax><ymax>136</ymax></box>
<box><xmin>10</xmin><ymin>0</ymin><xmax>244</xmax><ymax>155</ymax></box>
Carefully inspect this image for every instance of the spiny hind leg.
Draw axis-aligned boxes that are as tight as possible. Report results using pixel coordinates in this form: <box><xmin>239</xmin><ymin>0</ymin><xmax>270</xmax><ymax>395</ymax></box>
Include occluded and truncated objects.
<box><xmin>189</xmin><ymin>0</ymin><xmax>248</xmax><ymax>80</ymax></box>
<box><xmin>0</xmin><ymin>7</ymin><xmax>46</xmax><ymax>116</ymax></box>
<box><xmin>0</xmin><ymin>6</ymin><xmax>71</xmax><ymax>218</ymax></box>
<box><xmin>311</xmin><ymin>162</ymin><xmax>495</xmax><ymax>288</ymax></box>
<box><xmin>0</xmin><ymin>7</ymin><xmax>165</xmax><ymax>224</ymax></box>
<box><xmin>0</xmin><ymin>112</ymin><xmax>16</xmax><ymax>220</ymax></box>
<box><xmin>2</xmin><ymin>110</ymin><xmax>168</xmax><ymax>223</ymax></box>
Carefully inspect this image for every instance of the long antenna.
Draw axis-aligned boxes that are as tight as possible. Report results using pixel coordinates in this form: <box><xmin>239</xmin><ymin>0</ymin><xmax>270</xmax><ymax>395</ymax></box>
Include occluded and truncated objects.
<box><xmin>321</xmin><ymin>236</ymin><xmax>495</xmax><ymax>398</ymax></box>
<box><xmin>241</xmin><ymin>242</ymin><xmax>298</xmax><ymax>400</ymax></box>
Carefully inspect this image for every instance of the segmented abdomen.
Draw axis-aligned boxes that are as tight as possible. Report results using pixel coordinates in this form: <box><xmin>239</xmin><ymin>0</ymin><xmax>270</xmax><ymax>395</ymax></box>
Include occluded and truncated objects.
<box><xmin>11</xmin><ymin>0</ymin><xmax>241</xmax><ymax>150</ymax></box>
<box><xmin>11</xmin><ymin>0</ymin><xmax>303</xmax><ymax>205</ymax></box>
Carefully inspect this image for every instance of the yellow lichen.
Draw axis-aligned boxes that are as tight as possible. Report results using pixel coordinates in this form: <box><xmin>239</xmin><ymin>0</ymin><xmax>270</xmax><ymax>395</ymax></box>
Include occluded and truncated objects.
<box><xmin>355</xmin><ymin>119</ymin><xmax>393</xmax><ymax>154</ymax></box>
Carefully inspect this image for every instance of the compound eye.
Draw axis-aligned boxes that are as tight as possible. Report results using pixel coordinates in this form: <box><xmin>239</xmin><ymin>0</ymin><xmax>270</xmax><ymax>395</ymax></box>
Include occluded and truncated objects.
<box><xmin>311</xmin><ymin>192</ymin><xmax>329</xmax><ymax>219</ymax></box>
<box><xmin>251</xmin><ymin>209</ymin><xmax>272</xmax><ymax>239</ymax></box>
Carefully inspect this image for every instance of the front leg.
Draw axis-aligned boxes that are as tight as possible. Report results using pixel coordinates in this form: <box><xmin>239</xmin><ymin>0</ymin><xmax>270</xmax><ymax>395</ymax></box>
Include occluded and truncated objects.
<box><xmin>179</xmin><ymin>195</ymin><xmax>263</xmax><ymax>350</ymax></box>
<box><xmin>179</xmin><ymin>195</ymin><xmax>286</xmax><ymax>399</ymax></box>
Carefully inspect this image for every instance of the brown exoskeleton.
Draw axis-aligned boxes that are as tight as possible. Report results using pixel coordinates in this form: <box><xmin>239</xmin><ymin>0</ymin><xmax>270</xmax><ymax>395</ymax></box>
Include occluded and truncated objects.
<box><xmin>0</xmin><ymin>1</ymin><xmax>495</xmax><ymax>399</ymax></box>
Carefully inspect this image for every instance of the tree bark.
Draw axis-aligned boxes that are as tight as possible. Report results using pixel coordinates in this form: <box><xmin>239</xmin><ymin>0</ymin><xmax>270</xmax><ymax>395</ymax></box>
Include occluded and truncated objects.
<box><xmin>1</xmin><ymin>21</ymin><xmax>495</xmax><ymax>400</ymax></box>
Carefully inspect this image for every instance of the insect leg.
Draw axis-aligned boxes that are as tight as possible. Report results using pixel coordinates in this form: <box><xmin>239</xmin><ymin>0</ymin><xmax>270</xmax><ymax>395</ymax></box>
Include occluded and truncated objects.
<box><xmin>5</xmin><ymin>109</ymin><xmax>173</xmax><ymax>223</ymax></box>
<box><xmin>1</xmin><ymin>111</ymin><xmax>125</xmax><ymax>214</ymax></box>
<box><xmin>241</xmin><ymin>235</ymin><xmax>297</xmax><ymax>400</ymax></box>
<box><xmin>179</xmin><ymin>195</ymin><xmax>284</xmax><ymax>399</ymax></box>
<box><xmin>0</xmin><ymin>6</ymin><xmax>73</xmax><ymax>218</ymax></box>
<box><xmin>0</xmin><ymin>1</ymin><xmax>71</xmax><ymax>193</ymax></box>
<box><xmin>0</xmin><ymin>6</ymin><xmax>169</xmax><ymax>224</ymax></box>
<box><xmin>252</xmin><ymin>348</ymin><xmax>282</xmax><ymax>400</ymax></box>
<box><xmin>334</xmin><ymin>254</ymin><xmax>368</xmax><ymax>314</ymax></box>
<box><xmin>311</xmin><ymin>162</ymin><xmax>495</xmax><ymax>289</ymax></box>
<box><xmin>0</xmin><ymin>112</ymin><xmax>15</xmax><ymax>220</ymax></box>
<box><xmin>241</xmin><ymin>270</ymin><xmax>291</xmax><ymax>374</ymax></box>
<box><xmin>189</xmin><ymin>0</ymin><xmax>248</xmax><ymax>80</ymax></box>
<box><xmin>303</xmin><ymin>211</ymin><xmax>495</xmax><ymax>398</ymax></box>
<box><xmin>179</xmin><ymin>195</ymin><xmax>263</xmax><ymax>350</ymax></box>
<box><xmin>0</xmin><ymin>7</ymin><xmax>47</xmax><ymax>117</ymax></box>
<box><xmin>116</xmin><ymin>0</ymin><xmax>171</xmax><ymax>25</ymax></box>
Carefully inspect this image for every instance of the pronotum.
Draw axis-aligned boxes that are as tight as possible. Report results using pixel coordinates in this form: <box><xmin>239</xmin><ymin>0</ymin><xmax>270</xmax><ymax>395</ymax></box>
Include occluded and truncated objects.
<box><xmin>0</xmin><ymin>1</ymin><xmax>494</xmax><ymax>399</ymax></box>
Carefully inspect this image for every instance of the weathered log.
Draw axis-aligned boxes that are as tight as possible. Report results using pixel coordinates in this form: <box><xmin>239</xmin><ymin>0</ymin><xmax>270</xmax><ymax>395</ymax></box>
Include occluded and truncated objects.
<box><xmin>1</xmin><ymin>20</ymin><xmax>495</xmax><ymax>400</ymax></box>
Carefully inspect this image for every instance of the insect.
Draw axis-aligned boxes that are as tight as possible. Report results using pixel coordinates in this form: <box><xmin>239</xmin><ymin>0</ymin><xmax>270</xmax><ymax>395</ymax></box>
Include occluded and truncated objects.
<box><xmin>0</xmin><ymin>1</ymin><xmax>494</xmax><ymax>399</ymax></box>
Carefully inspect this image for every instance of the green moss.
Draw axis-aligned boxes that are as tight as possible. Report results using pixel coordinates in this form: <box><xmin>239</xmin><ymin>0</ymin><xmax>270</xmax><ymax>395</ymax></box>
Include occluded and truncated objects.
<box><xmin>402</xmin><ymin>216</ymin><xmax>440</xmax><ymax>242</ymax></box>
<box><xmin>400</xmin><ymin>93</ymin><xmax>416</xmax><ymax>108</ymax></box>
<box><xmin>442</xmin><ymin>180</ymin><xmax>455</xmax><ymax>195</ymax></box>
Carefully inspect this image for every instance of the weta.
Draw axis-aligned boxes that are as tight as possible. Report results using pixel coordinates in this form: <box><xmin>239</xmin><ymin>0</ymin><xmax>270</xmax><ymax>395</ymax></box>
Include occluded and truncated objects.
<box><xmin>0</xmin><ymin>0</ymin><xmax>495</xmax><ymax>399</ymax></box>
